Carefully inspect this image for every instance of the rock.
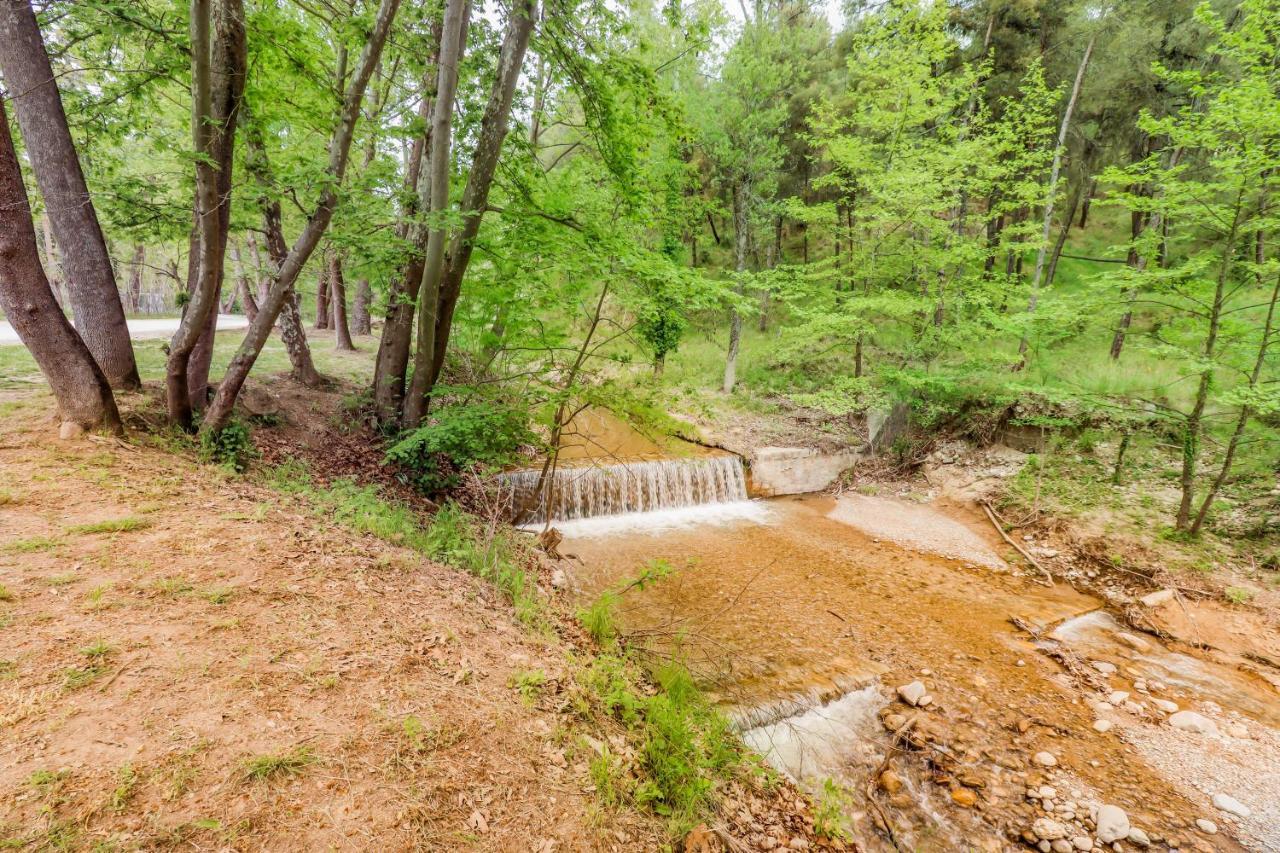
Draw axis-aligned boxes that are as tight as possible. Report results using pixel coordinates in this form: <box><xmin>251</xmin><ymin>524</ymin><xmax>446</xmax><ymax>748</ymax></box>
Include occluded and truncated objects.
<box><xmin>1133</xmin><ymin>680</ymin><xmax>1148</xmax><ymax>692</ymax></box>
<box><xmin>1211</xmin><ymin>793</ymin><xmax>1250</xmax><ymax>818</ymax></box>
<box><xmin>1032</xmin><ymin>818</ymin><xmax>1068</xmax><ymax>841</ymax></box>
<box><xmin>897</xmin><ymin>681</ymin><xmax>927</xmax><ymax>706</ymax></box>
<box><xmin>1108</xmin><ymin>691</ymin><xmax>1129</xmax><ymax>705</ymax></box>
<box><xmin>1140</xmin><ymin>589</ymin><xmax>1175</xmax><ymax>607</ymax></box>
<box><xmin>1168</xmin><ymin>711</ymin><xmax>1218</xmax><ymax>735</ymax></box>
<box><xmin>1152</xmin><ymin>699</ymin><xmax>1178</xmax><ymax>713</ymax></box>
<box><xmin>1096</xmin><ymin>805</ymin><xmax>1130</xmax><ymax>844</ymax></box>
<box><xmin>951</xmin><ymin>787</ymin><xmax>977</xmax><ymax>808</ymax></box>
<box><xmin>878</xmin><ymin>770</ymin><xmax>903</xmax><ymax>794</ymax></box>
<box><xmin>1039</xmin><ymin>786</ymin><xmax>1057</xmax><ymax>800</ymax></box>
<box><xmin>883</xmin><ymin>713</ymin><xmax>907</xmax><ymax>732</ymax></box>
<box><xmin>1093</xmin><ymin>719</ymin><xmax>1113</xmax><ymax>733</ymax></box>
<box><xmin>1033</xmin><ymin>752</ymin><xmax>1058</xmax><ymax>768</ymax></box>
<box><xmin>919</xmin><ymin>695</ymin><xmax>934</xmax><ymax>707</ymax></box>
<box><xmin>1123</xmin><ymin>701</ymin><xmax>1144</xmax><ymax>715</ymax></box>
<box><xmin>1051</xmin><ymin>841</ymin><xmax>1073</xmax><ymax>853</ymax></box>
<box><xmin>1116</xmin><ymin>632</ymin><xmax>1152</xmax><ymax>653</ymax></box>
<box><xmin>550</xmin><ymin>568</ymin><xmax>568</xmax><ymax>589</ymax></box>
<box><xmin>1072</xmin><ymin>837</ymin><xmax>1093</xmax><ymax>851</ymax></box>
<box><xmin>1038</xmin><ymin>842</ymin><xmax>1051</xmax><ymax>853</ymax></box>
<box><xmin>1195</xmin><ymin>819</ymin><xmax>1217</xmax><ymax>834</ymax></box>
<box><xmin>1017</xmin><ymin>659</ymin><xmax>1027</xmax><ymax>667</ymax></box>
<box><xmin>787</xmin><ymin>839</ymin><xmax>808</xmax><ymax>851</ymax></box>
<box><xmin>1092</xmin><ymin>661</ymin><xmax>1118</xmax><ymax>675</ymax></box>
<box><xmin>1127</xmin><ymin>827</ymin><xmax>1150</xmax><ymax>847</ymax></box>
<box><xmin>1226</xmin><ymin>723</ymin><xmax>1249</xmax><ymax>739</ymax></box>
<box><xmin>58</xmin><ymin>421</ymin><xmax>86</xmax><ymax>440</ymax></box>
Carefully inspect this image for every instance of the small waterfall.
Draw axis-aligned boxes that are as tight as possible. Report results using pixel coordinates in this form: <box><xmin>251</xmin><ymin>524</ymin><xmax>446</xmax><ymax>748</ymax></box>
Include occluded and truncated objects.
<box><xmin>503</xmin><ymin>455</ymin><xmax>749</xmax><ymax>526</ymax></box>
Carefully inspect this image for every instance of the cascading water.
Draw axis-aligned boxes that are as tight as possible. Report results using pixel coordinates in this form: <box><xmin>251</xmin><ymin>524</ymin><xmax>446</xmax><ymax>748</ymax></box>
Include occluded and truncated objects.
<box><xmin>503</xmin><ymin>454</ymin><xmax>749</xmax><ymax>526</ymax></box>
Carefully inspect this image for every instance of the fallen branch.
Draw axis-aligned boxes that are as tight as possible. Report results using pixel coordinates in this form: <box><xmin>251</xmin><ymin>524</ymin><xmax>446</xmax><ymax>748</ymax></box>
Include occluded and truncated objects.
<box><xmin>981</xmin><ymin>501</ymin><xmax>1053</xmax><ymax>587</ymax></box>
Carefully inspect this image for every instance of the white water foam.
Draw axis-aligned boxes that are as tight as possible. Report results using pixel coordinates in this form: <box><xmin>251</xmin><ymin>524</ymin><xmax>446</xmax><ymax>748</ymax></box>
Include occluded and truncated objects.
<box><xmin>532</xmin><ymin>499</ymin><xmax>771</xmax><ymax>539</ymax></box>
<box><xmin>741</xmin><ymin>684</ymin><xmax>886</xmax><ymax>783</ymax></box>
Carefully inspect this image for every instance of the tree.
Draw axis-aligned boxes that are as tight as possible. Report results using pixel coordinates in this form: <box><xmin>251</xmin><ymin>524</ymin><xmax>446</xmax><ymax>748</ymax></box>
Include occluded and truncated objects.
<box><xmin>0</xmin><ymin>97</ymin><xmax>120</xmax><ymax>434</ymax></box>
<box><xmin>0</xmin><ymin>0</ymin><xmax>139</xmax><ymax>390</ymax></box>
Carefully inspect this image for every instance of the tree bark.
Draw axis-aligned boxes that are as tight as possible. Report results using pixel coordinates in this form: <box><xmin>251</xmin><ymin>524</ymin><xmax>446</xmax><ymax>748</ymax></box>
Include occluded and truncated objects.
<box><xmin>352</xmin><ymin>278</ymin><xmax>371</xmax><ymax>335</ymax></box>
<box><xmin>330</xmin><ymin>251</ymin><xmax>354</xmax><ymax>350</ymax></box>
<box><xmin>39</xmin><ymin>212</ymin><xmax>63</xmax><ymax>307</ymax></box>
<box><xmin>1043</xmin><ymin>178</ymin><xmax>1084</xmax><ymax>289</ymax></box>
<box><xmin>314</xmin><ymin>253</ymin><xmax>331</xmax><ymax>329</ymax></box>
<box><xmin>0</xmin><ymin>97</ymin><xmax>120</xmax><ymax>433</ymax></box>
<box><xmin>723</xmin><ymin>176</ymin><xmax>750</xmax><ymax>394</ymax></box>
<box><xmin>421</xmin><ymin>0</ymin><xmax>538</xmax><ymax>398</ymax></box>
<box><xmin>128</xmin><ymin>244</ymin><xmax>145</xmax><ymax>313</ymax></box>
<box><xmin>184</xmin><ymin>0</ymin><xmax>247</xmax><ymax>412</ymax></box>
<box><xmin>403</xmin><ymin>0</ymin><xmax>471</xmax><ymax>428</ymax></box>
<box><xmin>1078</xmin><ymin>177</ymin><xmax>1097</xmax><ymax>228</ymax></box>
<box><xmin>203</xmin><ymin>0</ymin><xmax>402</xmax><ymax>435</ymax></box>
<box><xmin>0</xmin><ymin>0</ymin><xmax>139</xmax><ymax>389</ymax></box>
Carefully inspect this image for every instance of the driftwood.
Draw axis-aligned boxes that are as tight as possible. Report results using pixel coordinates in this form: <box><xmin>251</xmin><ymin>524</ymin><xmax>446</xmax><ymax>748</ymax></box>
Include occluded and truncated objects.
<box><xmin>981</xmin><ymin>501</ymin><xmax>1054</xmax><ymax>587</ymax></box>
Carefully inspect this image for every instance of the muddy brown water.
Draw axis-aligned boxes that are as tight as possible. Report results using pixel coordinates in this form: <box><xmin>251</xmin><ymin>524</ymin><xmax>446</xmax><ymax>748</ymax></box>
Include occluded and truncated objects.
<box><xmin>565</xmin><ymin>495</ymin><xmax>1267</xmax><ymax>851</ymax></box>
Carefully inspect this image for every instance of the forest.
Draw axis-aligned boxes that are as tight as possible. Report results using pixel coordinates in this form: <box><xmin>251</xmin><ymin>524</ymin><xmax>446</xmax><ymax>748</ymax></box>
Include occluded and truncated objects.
<box><xmin>2</xmin><ymin>0</ymin><xmax>1280</xmax><ymax>850</ymax></box>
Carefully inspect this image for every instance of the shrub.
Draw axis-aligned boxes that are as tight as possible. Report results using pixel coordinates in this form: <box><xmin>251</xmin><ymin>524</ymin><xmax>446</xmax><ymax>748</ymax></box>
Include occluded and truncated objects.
<box><xmin>385</xmin><ymin>400</ymin><xmax>535</xmax><ymax>493</ymax></box>
<box><xmin>200</xmin><ymin>420</ymin><xmax>256</xmax><ymax>473</ymax></box>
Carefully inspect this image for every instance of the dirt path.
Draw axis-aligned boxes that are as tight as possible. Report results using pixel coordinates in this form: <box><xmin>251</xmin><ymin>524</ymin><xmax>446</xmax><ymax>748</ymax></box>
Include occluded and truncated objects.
<box><xmin>0</xmin><ymin>398</ymin><xmax>643</xmax><ymax>850</ymax></box>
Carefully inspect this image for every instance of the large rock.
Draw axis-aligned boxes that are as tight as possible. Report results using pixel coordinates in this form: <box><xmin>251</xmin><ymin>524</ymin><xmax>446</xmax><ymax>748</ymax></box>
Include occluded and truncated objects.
<box><xmin>1095</xmin><ymin>805</ymin><xmax>1130</xmax><ymax>844</ymax></box>
<box><xmin>748</xmin><ymin>447</ymin><xmax>860</xmax><ymax>497</ymax></box>
<box><xmin>1168</xmin><ymin>711</ymin><xmax>1218</xmax><ymax>735</ymax></box>
<box><xmin>897</xmin><ymin>681</ymin><xmax>927</xmax><ymax>707</ymax></box>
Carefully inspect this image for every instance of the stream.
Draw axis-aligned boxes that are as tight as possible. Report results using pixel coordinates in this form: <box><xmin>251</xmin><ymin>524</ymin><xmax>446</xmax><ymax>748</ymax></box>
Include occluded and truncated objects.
<box><xmin>520</xmin><ymin>437</ymin><xmax>1280</xmax><ymax>851</ymax></box>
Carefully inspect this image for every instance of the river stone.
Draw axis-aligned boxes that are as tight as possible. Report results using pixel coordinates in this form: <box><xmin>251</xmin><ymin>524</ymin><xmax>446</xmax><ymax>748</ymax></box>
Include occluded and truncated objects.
<box><xmin>1051</xmin><ymin>841</ymin><xmax>1073</xmax><ymax>853</ymax></box>
<box><xmin>1127</xmin><ymin>827</ymin><xmax>1150</xmax><ymax>847</ymax></box>
<box><xmin>1115</xmin><ymin>632</ymin><xmax>1152</xmax><ymax>653</ymax></box>
<box><xmin>1107</xmin><ymin>691</ymin><xmax>1129</xmax><ymax>705</ymax></box>
<box><xmin>1195</xmin><ymin>819</ymin><xmax>1217</xmax><ymax>834</ymax></box>
<box><xmin>1093</xmin><ymin>719</ymin><xmax>1113</xmax><ymax>733</ymax></box>
<box><xmin>1140</xmin><ymin>589</ymin><xmax>1175</xmax><ymax>607</ymax></box>
<box><xmin>1072</xmin><ymin>837</ymin><xmax>1093</xmax><ymax>851</ymax></box>
<box><xmin>1096</xmin><ymin>805</ymin><xmax>1130</xmax><ymax>844</ymax></box>
<box><xmin>897</xmin><ymin>681</ymin><xmax>927</xmax><ymax>706</ymax></box>
<box><xmin>1092</xmin><ymin>661</ymin><xmax>1117</xmax><ymax>675</ymax></box>
<box><xmin>951</xmin><ymin>787</ymin><xmax>977</xmax><ymax>808</ymax></box>
<box><xmin>1033</xmin><ymin>751</ymin><xmax>1058</xmax><ymax>768</ymax></box>
<box><xmin>1212</xmin><ymin>793</ymin><xmax>1250</xmax><ymax>818</ymax></box>
<box><xmin>1032</xmin><ymin>818</ymin><xmax>1068</xmax><ymax>841</ymax></box>
<box><xmin>1039</xmin><ymin>786</ymin><xmax>1057</xmax><ymax>799</ymax></box>
<box><xmin>1168</xmin><ymin>711</ymin><xmax>1218</xmax><ymax>735</ymax></box>
<box><xmin>883</xmin><ymin>713</ymin><xmax>907</xmax><ymax>732</ymax></box>
<box><xmin>1152</xmin><ymin>698</ymin><xmax>1178</xmax><ymax>713</ymax></box>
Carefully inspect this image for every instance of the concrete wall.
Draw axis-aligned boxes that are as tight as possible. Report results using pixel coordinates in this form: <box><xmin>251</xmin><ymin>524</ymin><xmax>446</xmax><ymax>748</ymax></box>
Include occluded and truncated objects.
<box><xmin>747</xmin><ymin>446</ymin><xmax>862</xmax><ymax>497</ymax></box>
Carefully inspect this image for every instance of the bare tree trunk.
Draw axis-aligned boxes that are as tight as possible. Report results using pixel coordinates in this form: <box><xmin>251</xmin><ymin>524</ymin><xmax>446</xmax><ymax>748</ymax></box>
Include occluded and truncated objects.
<box><xmin>247</xmin><ymin>231</ymin><xmax>268</xmax><ymax>304</ymax></box>
<box><xmin>372</xmin><ymin>26</ymin><xmax>440</xmax><ymax>423</ymax></box>
<box><xmin>330</xmin><ymin>251</ymin><xmax>354</xmax><ymax>350</ymax></box>
<box><xmin>0</xmin><ymin>1</ymin><xmax>139</xmax><ymax>389</ymax></box>
<box><xmin>723</xmin><ymin>176</ymin><xmax>750</xmax><ymax>394</ymax></box>
<box><xmin>127</xmin><ymin>244</ymin><xmax>145</xmax><ymax>314</ymax></box>
<box><xmin>1044</xmin><ymin>178</ymin><xmax>1084</xmax><ymax>289</ymax></box>
<box><xmin>1078</xmin><ymin>177</ymin><xmax>1097</xmax><ymax>228</ymax></box>
<box><xmin>0</xmin><ymin>98</ymin><xmax>120</xmax><ymax>433</ymax></box>
<box><xmin>231</xmin><ymin>240</ymin><xmax>258</xmax><ymax>322</ymax></box>
<box><xmin>421</xmin><ymin>0</ymin><xmax>537</xmax><ymax>398</ymax></box>
<box><xmin>314</xmin><ymin>254</ymin><xmax>331</xmax><ymax>330</ymax></box>
<box><xmin>352</xmin><ymin>278</ymin><xmax>371</xmax><ymax>335</ymax></box>
<box><xmin>404</xmin><ymin>0</ymin><xmax>471</xmax><ymax>428</ymax></box>
<box><xmin>1019</xmin><ymin>31</ymin><xmax>1096</xmax><ymax>361</ymax></box>
<box><xmin>203</xmin><ymin>0</ymin><xmax>401</xmax><ymax>435</ymax></box>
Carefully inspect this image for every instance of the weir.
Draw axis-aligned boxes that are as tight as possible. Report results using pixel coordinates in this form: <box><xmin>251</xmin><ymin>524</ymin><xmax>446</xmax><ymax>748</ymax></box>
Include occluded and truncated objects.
<box><xmin>503</xmin><ymin>454</ymin><xmax>749</xmax><ymax>526</ymax></box>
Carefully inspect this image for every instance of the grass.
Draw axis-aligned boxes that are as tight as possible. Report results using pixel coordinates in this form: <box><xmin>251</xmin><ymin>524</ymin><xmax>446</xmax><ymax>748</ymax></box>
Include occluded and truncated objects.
<box><xmin>79</xmin><ymin>640</ymin><xmax>114</xmax><ymax>659</ymax></box>
<box><xmin>62</xmin><ymin>664</ymin><xmax>107</xmax><ymax>690</ymax></box>
<box><xmin>68</xmin><ymin>516</ymin><xmax>151</xmax><ymax>535</ymax></box>
<box><xmin>2</xmin><ymin>535</ymin><xmax>61</xmax><ymax>554</ymax></box>
<box><xmin>0</xmin><ymin>584</ymin><xmax>12</xmax><ymax>602</ymax></box>
<box><xmin>240</xmin><ymin>746</ymin><xmax>318</xmax><ymax>782</ymax></box>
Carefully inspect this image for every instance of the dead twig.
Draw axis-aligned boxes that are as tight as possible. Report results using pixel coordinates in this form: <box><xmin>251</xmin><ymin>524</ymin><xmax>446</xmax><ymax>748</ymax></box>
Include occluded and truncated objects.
<box><xmin>981</xmin><ymin>501</ymin><xmax>1053</xmax><ymax>587</ymax></box>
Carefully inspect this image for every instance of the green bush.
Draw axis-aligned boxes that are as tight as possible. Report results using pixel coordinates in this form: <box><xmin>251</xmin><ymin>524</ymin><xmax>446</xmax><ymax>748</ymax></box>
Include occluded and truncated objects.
<box><xmin>384</xmin><ymin>400</ymin><xmax>535</xmax><ymax>493</ymax></box>
<box><xmin>200</xmin><ymin>420</ymin><xmax>256</xmax><ymax>472</ymax></box>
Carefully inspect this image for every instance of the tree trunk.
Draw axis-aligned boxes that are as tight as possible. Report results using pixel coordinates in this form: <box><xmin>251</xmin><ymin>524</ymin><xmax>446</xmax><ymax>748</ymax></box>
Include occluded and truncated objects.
<box><xmin>1020</xmin><ymin>31</ymin><xmax>1096</xmax><ymax>361</ymax></box>
<box><xmin>1078</xmin><ymin>177</ymin><xmax>1097</xmax><ymax>228</ymax></box>
<box><xmin>352</xmin><ymin>278</ymin><xmax>371</xmax><ymax>335</ymax></box>
<box><xmin>203</xmin><ymin>0</ymin><xmax>401</xmax><ymax>435</ymax></box>
<box><xmin>723</xmin><ymin>176</ymin><xmax>750</xmax><ymax>394</ymax></box>
<box><xmin>0</xmin><ymin>1</ymin><xmax>139</xmax><ymax>389</ymax></box>
<box><xmin>330</xmin><ymin>251</ymin><xmax>354</xmax><ymax>350</ymax></box>
<box><xmin>188</xmin><ymin>0</ymin><xmax>246</xmax><ymax>407</ymax></box>
<box><xmin>39</xmin><ymin>212</ymin><xmax>63</xmax><ymax>308</ymax></box>
<box><xmin>128</xmin><ymin>244</ymin><xmax>145</xmax><ymax>314</ymax></box>
<box><xmin>372</xmin><ymin>26</ymin><xmax>441</xmax><ymax>423</ymax></box>
<box><xmin>419</xmin><ymin>0</ymin><xmax>537</xmax><ymax>401</ymax></box>
<box><xmin>247</xmin><ymin>231</ymin><xmax>268</xmax><ymax>304</ymax></box>
<box><xmin>1044</xmin><ymin>178</ymin><xmax>1084</xmax><ymax>289</ymax></box>
<box><xmin>314</xmin><ymin>254</ymin><xmax>331</xmax><ymax>329</ymax></box>
<box><xmin>404</xmin><ymin>0</ymin><xmax>471</xmax><ymax>428</ymax></box>
<box><xmin>231</xmin><ymin>240</ymin><xmax>258</xmax><ymax>322</ymax></box>
<box><xmin>0</xmin><ymin>97</ymin><xmax>120</xmax><ymax>433</ymax></box>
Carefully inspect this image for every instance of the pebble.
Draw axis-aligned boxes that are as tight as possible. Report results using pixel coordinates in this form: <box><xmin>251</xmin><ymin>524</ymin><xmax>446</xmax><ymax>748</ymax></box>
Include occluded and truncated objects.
<box><xmin>1108</xmin><ymin>691</ymin><xmax>1129</xmax><ymax>705</ymax></box>
<box><xmin>1032</xmin><ymin>818</ymin><xmax>1068</xmax><ymax>841</ymax></box>
<box><xmin>1038</xmin><ymin>842</ymin><xmax>1051</xmax><ymax>853</ymax></box>
<box><xmin>897</xmin><ymin>681</ymin><xmax>927</xmax><ymax>706</ymax></box>
<box><xmin>883</xmin><ymin>713</ymin><xmax>906</xmax><ymax>732</ymax></box>
<box><xmin>1092</xmin><ymin>661</ymin><xmax>1118</xmax><ymax>675</ymax></box>
<box><xmin>1093</xmin><ymin>719</ymin><xmax>1113</xmax><ymax>733</ymax></box>
<box><xmin>1139</xmin><ymin>589</ymin><xmax>1175</xmax><ymax>607</ymax></box>
<box><xmin>1152</xmin><ymin>699</ymin><xmax>1178</xmax><ymax>713</ymax></box>
<box><xmin>1040</xmin><ymin>786</ymin><xmax>1057</xmax><ymax>799</ymax></box>
<box><xmin>951</xmin><ymin>787</ymin><xmax>977</xmax><ymax>808</ymax></box>
<box><xmin>1116</xmin><ymin>632</ymin><xmax>1152</xmax><ymax>652</ymax></box>
<box><xmin>1127</xmin><ymin>827</ymin><xmax>1150</xmax><ymax>847</ymax></box>
<box><xmin>1211</xmin><ymin>793</ymin><xmax>1250</xmax><ymax>818</ymax></box>
<box><xmin>1051</xmin><ymin>841</ymin><xmax>1073</xmax><ymax>853</ymax></box>
<box><xmin>1195</xmin><ymin>819</ymin><xmax>1217</xmax><ymax>834</ymax></box>
<box><xmin>1096</xmin><ymin>805</ymin><xmax>1131</xmax><ymax>844</ymax></box>
<box><xmin>1033</xmin><ymin>752</ymin><xmax>1058</xmax><ymax>768</ymax></box>
<box><xmin>1017</xmin><ymin>659</ymin><xmax>1027</xmax><ymax>667</ymax></box>
<box><xmin>1168</xmin><ymin>711</ymin><xmax>1218</xmax><ymax>735</ymax></box>
<box><xmin>1072</xmin><ymin>837</ymin><xmax>1093</xmax><ymax>851</ymax></box>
